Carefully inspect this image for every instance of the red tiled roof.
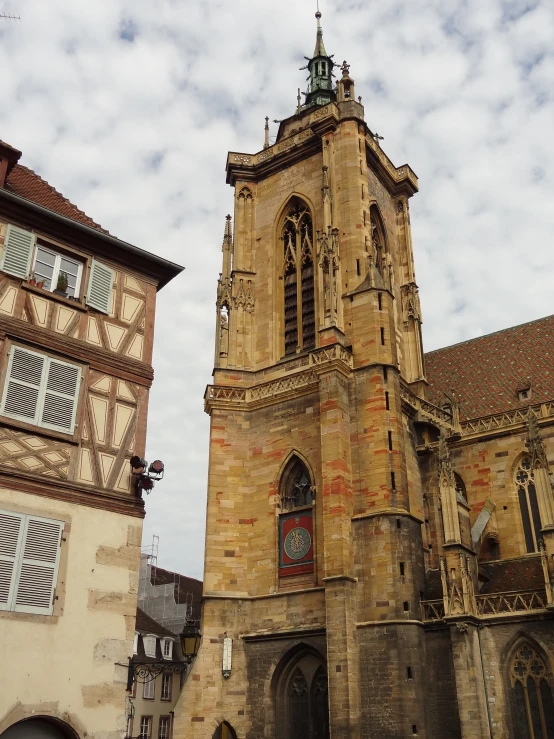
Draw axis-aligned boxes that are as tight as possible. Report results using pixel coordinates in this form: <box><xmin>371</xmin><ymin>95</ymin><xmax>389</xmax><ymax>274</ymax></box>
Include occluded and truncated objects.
<box><xmin>4</xmin><ymin>163</ymin><xmax>108</xmax><ymax>233</ymax></box>
<box><xmin>424</xmin><ymin>315</ymin><xmax>554</xmax><ymax>420</ymax></box>
<box><xmin>479</xmin><ymin>556</ymin><xmax>545</xmax><ymax>594</ymax></box>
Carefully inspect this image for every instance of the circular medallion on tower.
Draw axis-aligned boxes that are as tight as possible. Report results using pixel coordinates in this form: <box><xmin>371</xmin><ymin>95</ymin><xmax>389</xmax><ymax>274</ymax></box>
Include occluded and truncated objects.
<box><xmin>284</xmin><ymin>527</ymin><xmax>312</xmax><ymax>560</ymax></box>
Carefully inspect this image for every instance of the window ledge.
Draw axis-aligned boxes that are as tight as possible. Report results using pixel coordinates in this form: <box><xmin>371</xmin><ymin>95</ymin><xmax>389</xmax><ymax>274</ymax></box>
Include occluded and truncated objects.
<box><xmin>22</xmin><ymin>282</ymin><xmax>87</xmax><ymax>312</ymax></box>
<box><xmin>0</xmin><ymin>415</ymin><xmax>79</xmax><ymax>444</ymax></box>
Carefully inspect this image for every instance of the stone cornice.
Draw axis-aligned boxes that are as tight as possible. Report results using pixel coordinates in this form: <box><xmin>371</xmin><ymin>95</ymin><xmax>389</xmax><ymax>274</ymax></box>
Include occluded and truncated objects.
<box><xmin>365</xmin><ymin>134</ymin><xmax>419</xmax><ymax>197</ymax></box>
<box><xmin>205</xmin><ymin>344</ymin><xmax>353</xmax><ymax>413</ymax></box>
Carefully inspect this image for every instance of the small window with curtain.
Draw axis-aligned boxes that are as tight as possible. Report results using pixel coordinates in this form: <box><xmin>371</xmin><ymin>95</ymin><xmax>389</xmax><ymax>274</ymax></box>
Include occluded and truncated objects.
<box><xmin>139</xmin><ymin>717</ymin><xmax>152</xmax><ymax>739</ymax></box>
<box><xmin>158</xmin><ymin>717</ymin><xmax>171</xmax><ymax>739</ymax></box>
<box><xmin>142</xmin><ymin>678</ymin><xmax>155</xmax><ymax>700</ymax></box>
<box><xmin>32</xmin><ymin>243</ymin><xmax>83</xmax><ymax>298</ymax></box>
<box><xmin>161</xmin><ymin>673</ymin><xmax>172</xmax><ymax>701</ymax></box>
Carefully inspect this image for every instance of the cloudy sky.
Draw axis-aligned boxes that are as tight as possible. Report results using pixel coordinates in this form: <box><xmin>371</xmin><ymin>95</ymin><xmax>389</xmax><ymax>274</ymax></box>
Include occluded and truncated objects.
<box><xmin>1</xmin><ymin>0</ymin><xmax>553</xmax><ymax>579</ymax></box>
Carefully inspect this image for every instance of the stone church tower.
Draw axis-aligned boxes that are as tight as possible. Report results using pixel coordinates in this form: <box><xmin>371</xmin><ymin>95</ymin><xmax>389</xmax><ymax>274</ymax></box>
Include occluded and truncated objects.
<box><xmin>172</xmin><ymin>10</ymin><xmax>554</xmax><ymax>739</ymax></box>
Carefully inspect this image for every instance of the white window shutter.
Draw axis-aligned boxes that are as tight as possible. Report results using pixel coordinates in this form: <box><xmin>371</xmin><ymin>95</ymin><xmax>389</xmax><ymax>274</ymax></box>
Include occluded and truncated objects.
<box><xmin>86</xmin><ymin>260</ymin><xmax>114</xmax><ymax>314</ymax></box>
<box><xmin>40</xmin><ymin>358</ymin><xmax>81</xmax><ymax>433</ymax></box>
<box><xmin>14</xmin><ymin>515</ymin><xmax>63</xmax><ymax>615</ymax></box>
<box><xmin>0</xmin><ymin>510</ymin><xmax>25</xmax><ymax>611</ymax></box>
<box><xmin>0</xmin><ymin>225</ymin><xmax>35</xmax><ymax>280</ymax></box>
<box><xmin>1</xmin><ymin>346</ymin><xmax>46</xmax><ymax>424</ymax></box>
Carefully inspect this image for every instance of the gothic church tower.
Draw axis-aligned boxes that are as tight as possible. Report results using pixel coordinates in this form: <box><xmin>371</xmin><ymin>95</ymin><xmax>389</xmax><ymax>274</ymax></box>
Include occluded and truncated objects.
<box><xmin>174</xmin><ymin>11</ymin><xmax>429</xmax><ymax>738</ymax></box>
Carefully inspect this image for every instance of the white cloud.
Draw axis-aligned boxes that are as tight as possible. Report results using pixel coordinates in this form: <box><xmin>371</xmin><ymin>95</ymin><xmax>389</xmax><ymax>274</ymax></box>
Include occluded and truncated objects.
<box><xmin>1</xmin><ymin>0</ymin><xmax>553</xmax><ymax>579</ymax></box>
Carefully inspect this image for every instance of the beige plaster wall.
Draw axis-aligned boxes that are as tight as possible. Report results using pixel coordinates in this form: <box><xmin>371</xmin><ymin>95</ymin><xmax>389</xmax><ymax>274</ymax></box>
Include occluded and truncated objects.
<box><xmin>0</xmin><ymin>486</ymin><xmax>141</xmax><ymax>739</ymax></box>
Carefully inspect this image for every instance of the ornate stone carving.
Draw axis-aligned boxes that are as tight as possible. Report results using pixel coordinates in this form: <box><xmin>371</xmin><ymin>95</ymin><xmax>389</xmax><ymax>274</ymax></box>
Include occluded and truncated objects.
<box><xmin>526</xmin><ymin>408</ymin><xmax>549</xmax><ymax>471</ymax></box>
<box><xmin>401</xmin><ymin>283</ymin><xmax>421</xmax><ymax>323</ymax></box>
<box><xmin>316</xmin><ymin>227</ymin><xmax>340</xmax><ymax>327</ymax></box>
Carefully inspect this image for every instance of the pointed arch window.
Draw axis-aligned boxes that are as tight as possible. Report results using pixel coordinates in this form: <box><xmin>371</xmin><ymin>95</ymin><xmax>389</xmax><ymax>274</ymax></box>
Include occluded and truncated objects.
<box><xmin>516</xmin><ymin>455</ymin><xmax>543</xmax><ymax>553</ymax></box>
<box><xmin>280</xmin><ymin>457</ymin><xmax>313</xmax><ymax>512</ymax></box>
<box><xmin>510</xmin><ymin>643</ymin><xmax>554</xmax><ymax>739</ymax></box>
<box><xmin>282</xmin><ymin>201</ymin><xmax>316</xmax><ymax>356</ymax></box>
<box><xmin>370</xmin><ymin>206</ymin><xmax>387</xmax><ymax>276</ymax></box>
<box><xmin>276</xmin><ymin>652</ymin><xmax>330</xmax><ymax>739</ymax></box>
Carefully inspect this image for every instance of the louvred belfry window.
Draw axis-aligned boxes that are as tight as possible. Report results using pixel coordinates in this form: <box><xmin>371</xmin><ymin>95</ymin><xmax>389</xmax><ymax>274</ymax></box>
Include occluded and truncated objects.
<box><xmin>282</xmin><ymin>201</ymin><xmax>316</xmax><ymax>356</ymax></box>
<box><xmin>0</xmin><ymin>346</ymin><xmax>81</xmax><ymax>434</ymax></box>
<box><xmin>0</xmin><ymin>509</ymin><xmax>63</xmax><ymax>615</ymax></box>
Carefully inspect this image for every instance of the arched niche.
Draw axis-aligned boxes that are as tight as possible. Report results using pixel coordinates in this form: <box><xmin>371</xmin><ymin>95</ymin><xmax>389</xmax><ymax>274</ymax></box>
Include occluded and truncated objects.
<box><xmin>369</xmin><ymin>204</ymin><xmax>387</xmax><ymax>276</ymax></box>
<box><xmin>273</xmin><ymin>645</ymin><xmax>329</xmax><ymax>739</ymax></box>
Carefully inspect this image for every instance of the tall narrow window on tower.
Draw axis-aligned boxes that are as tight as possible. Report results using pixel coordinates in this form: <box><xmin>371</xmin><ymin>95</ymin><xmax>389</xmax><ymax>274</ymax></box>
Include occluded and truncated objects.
<box><xmin>282</xmin><ymin>200</ymin><xmax>316</xmax><ymax>356</ymax></box>
<box><xmin>370</xmin><ymin>205</ymin><xmax>387</xmax><ymax>277</ymax></box>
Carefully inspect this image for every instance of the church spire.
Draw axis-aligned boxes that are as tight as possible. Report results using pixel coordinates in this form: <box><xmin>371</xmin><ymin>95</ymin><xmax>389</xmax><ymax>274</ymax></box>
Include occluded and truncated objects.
<box><xmin>303</xmin><ymin>6</ymin><xmax>336</xmax><ymax>110</ymax></box>
<box><xmin>313</xmin><ymin>7</ymin><xmax>327</xmax><ymax>57</ymax></box>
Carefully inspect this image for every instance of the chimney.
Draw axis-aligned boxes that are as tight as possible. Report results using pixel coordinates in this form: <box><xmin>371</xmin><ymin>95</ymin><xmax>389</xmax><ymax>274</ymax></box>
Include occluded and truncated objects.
<box><xmin>0</xmin><ymin>140</ymin><xmax>22</xmax><ymax>188</ymax></box>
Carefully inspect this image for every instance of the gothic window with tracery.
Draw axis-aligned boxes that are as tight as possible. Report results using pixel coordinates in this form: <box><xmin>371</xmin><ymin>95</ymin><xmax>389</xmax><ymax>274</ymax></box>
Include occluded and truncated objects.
<box><xmin>370</xmin><ymin>205</ymin><xmax>386</xmax><ymax>276</ymax></box>
<box><xmin>516</xmin><ymin>455</ymin><xmax>543</xmax><ymax>553</ymax></box>
<box><xmin>280</xmin><ymin>457</ymin><xmax>313</xmax><ymax>511</ymax></box>
<box><xmin>510</xmin><ymin>643</ymin><xmax>554</xmax><ymax>739</ymax></box>
<box><xmin>282</xmin><ymin>201</ymin><xmax>316</xmax><ymax>356</ymax></box>
<box><xmin>276</xmin><ymin>653</ymin><xmax>330</xmax><ymax>739</ymax></box>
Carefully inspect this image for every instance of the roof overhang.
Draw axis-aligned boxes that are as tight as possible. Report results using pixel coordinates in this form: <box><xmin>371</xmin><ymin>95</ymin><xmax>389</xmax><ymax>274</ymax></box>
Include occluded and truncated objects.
<box><xmin>0</xmin><ymin>187</ymin><xmax>184</xmax><ymax>290</ymax></box>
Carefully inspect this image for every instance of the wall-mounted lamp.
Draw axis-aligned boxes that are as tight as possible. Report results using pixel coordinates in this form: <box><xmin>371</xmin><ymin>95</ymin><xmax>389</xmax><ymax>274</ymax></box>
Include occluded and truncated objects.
<box><xmin>130</xmin><ymin>456</ymin><xmax>165</xmax><ymax>497</ymax></box>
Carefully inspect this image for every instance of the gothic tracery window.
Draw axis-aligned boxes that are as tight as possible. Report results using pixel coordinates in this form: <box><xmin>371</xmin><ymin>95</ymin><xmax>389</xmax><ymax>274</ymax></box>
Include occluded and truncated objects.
<box><xmin>282</xmin><ymin>201</ymin><xmax>316</xmax><ymax>356</ymax></box>
<box><xmin>516</xmin><ymin>455</ymin><xmax>543</xmax><ymax>553</ymax></box>
<box><xmin>510</xmin><ymin>643</ymin><xmax>554</xmax><ymax>739</ymax></box>
<box><xmin>276</xmin><ymin>653</ymin><xmax>330</xmax><ymax>739</ymax></box>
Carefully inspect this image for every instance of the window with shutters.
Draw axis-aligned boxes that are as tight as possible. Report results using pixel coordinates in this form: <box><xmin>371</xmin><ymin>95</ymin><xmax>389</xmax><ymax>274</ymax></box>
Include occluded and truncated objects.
<box><xmin>281</xmin><ymin>199</ymin><xmax>316</xmax><ymax>356</ymax></box>
<box><xmin>0</xmin><ymin>345</ymin><xmax>82</xmax><ymax>435</ymax></box>
<box><xmin>143</xmin><ymin>634</ymin><xmax>157</xmax><ymax>657</ymax></box>
<box><xmin>0</xmin><ymin>508</ymin><xmax>63</xmax><ymax>615</ymax></box>
<box><xmin>86</xmin><ymin>259</ymin><xmax>115</xmax><ymax>315</ymax></box>
<box><xmin>32</xmin><ymin>244</ymin><xmax>83</xmax><ymax>298</ymax></box>
<box><xmin>0</xmin><ymin>225</ymin><xmax>35</xmax><ymax>280</ymax></box>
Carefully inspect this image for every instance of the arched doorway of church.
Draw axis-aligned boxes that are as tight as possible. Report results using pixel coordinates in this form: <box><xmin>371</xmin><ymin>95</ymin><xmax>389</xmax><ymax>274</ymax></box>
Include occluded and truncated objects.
<box><xmin>1</xmin><ymin>719</ymin><xmax>78</xmax><ymax>739</ymax></box>
<box><xmin>211</xmin><ymin>722</ymin><xmax>237</xmax><ymax>739</ymax></box>
<box><xmin>275</xmin><ymin>648</ymin><xmax>330</xmax><ymax>739</ymax></box>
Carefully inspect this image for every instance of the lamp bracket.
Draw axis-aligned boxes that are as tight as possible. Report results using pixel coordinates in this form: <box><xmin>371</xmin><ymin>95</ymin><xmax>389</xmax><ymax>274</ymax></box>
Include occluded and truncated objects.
<box><xmin>123</xmin><ymin>659</ymin><xmax>191</xmax><ymax>691</ymax></box>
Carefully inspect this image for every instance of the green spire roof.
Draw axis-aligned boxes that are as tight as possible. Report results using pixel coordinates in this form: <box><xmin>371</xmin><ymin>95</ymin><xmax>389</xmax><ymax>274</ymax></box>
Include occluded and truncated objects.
<box><xmin>313</xmin><ymin>11</ymin><xmax>327</xmax><ymax>57</ymax></box>
<box><xmin>303</xmin><ymin>9</ymin><xmax>336</xmax><ymax>110</ymax></box>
